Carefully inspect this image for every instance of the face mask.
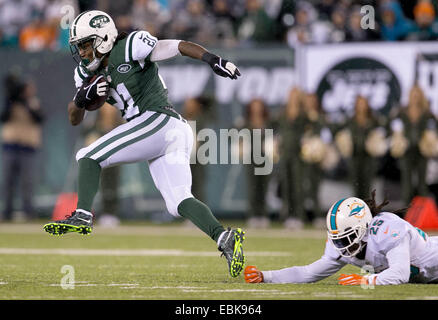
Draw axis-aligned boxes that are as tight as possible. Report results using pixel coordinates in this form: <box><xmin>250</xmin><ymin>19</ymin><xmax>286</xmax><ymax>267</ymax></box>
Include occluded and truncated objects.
<box><xmin>84</xmin><ymin>55</ymin><xmax>104</xmax><ymax>72</ymax></box>
<box><xmin>70</xmin><ymin>36</ymin><xmax>105</xmax><ymax>72</ymax></box>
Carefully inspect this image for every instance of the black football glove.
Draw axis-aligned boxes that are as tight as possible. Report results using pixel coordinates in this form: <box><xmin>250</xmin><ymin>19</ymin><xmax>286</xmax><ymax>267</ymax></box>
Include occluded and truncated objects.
<box><xmin>202</xmin><ymin>52</ymin><xmax>241</xmax><ymax>80</ymax></box>
<box><xmin>73</xmin><ymin>75</ymin><xmax>109</xmax><ymax>109</ymax></box>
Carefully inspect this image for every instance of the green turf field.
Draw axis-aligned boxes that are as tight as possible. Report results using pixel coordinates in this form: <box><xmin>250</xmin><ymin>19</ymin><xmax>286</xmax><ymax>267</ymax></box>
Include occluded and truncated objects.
<box><xmin>0</xmin><ymin>221</ymin><xmax>437</xmax><ymax>300</ymax></box>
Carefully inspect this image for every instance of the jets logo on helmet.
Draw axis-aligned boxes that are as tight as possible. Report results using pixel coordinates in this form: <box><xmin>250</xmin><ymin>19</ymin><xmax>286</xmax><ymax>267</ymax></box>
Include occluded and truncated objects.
<box><xmin>69</xmin><ymin>10</ymin><xmax>118</xmax><ymax>72</ymax></box>
<box><xmin>326</xmin><ymin>197</ymin><xmax>372</xmax><ymax>258</ymax></box>
<box><xmin>89</xmin><ymin>15</ymin><xmax>110</xmax><ymax>28</ymax></box>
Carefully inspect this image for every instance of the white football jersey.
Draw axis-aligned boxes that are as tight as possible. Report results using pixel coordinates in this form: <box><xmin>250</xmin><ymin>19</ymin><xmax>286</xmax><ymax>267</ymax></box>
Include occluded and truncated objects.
<box><xmin>263</xmin><ymin>212</ymin><xmax>438</xmax><ymax>285</ymax></box>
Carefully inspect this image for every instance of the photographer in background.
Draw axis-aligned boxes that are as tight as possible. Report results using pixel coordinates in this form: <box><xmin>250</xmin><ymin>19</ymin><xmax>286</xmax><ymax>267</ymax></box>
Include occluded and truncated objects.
<box><xmin>1</xmin><ymin>73</ymin><xmax>44</xmax><ymax>221</ymax></box>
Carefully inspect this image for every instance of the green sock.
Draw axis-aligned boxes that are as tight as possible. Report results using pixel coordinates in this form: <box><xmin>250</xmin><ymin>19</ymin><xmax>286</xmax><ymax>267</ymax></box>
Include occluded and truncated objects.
<box><xmin>76</xmin><ymin>158</ymin><xmax>102</xmax><ymax>212</ymax></box>
<box><xmin>178</xmin><ymin>197</ymin><xmax>225</xmax><ymax>242</ymax></box>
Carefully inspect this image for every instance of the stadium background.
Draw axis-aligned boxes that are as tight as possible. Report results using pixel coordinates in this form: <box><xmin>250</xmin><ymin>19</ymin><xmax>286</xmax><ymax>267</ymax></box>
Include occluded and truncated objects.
<box><xmin>2</xmin><ymin>0</ymin><xmax>438</xmax><ymax>222</ymax></box>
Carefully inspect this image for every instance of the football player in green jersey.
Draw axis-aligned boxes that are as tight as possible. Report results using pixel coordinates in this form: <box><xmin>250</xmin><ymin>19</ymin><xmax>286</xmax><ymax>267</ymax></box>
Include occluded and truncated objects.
<box><xmin>43</xmin><ymin>10</ymin><xmax>245</xmax><ymax>278</ymax></box>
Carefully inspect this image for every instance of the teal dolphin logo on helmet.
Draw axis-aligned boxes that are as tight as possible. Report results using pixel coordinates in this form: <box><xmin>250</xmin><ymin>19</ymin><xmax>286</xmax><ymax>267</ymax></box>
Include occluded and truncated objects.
<box><xmin>349</xmin><ymin>205</ymin><xmax>365</xmax><ymax>217</ymax></box>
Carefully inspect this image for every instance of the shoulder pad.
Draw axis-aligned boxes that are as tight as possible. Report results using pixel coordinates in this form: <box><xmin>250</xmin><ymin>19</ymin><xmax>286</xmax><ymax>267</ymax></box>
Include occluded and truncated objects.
<box><xmin>369</xmin><ymin>213</ymin><xmax>409</xmax><ymax>254</ymax></box>
<box><xmin>124</xmin><ymin>30</ymin><xmax>158</xmax><ymax>63</ymax></box>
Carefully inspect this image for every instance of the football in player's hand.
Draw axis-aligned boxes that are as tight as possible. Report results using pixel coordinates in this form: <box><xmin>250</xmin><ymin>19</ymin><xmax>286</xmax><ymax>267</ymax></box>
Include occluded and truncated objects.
<box><xmin>84</xmin><ymin>75</ymin><xmax>109</xmax><ymax>111</ymax></box>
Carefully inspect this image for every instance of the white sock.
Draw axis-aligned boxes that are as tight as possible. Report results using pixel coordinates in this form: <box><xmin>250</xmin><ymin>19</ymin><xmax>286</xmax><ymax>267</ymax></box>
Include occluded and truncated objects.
<box><xmin>217</xmin><ymin>230</ymin><xmax>227</xmax><ymax>246</ymax></box>
<box><xmin>76</xmin><ymin>209</ymin><xmax>93</xmax><ymax>216</ymax></box>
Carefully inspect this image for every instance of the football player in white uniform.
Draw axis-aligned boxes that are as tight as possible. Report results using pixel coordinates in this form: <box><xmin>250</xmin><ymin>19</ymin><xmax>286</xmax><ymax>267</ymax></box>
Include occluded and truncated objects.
<box><xmin>245</xmin><ymin>192</ymin><xmax>438</xmax><ymax>285</ymax></box>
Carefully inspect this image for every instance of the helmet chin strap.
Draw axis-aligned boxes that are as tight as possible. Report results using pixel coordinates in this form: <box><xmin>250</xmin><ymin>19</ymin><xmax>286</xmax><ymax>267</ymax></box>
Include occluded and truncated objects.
<box><xmin>85</xmin><ymin>47</ymin><xmax>106</xmax><ymax>72</ymax></box>
<box><xmin>86</xmin><ymin>56</ymin><xmax>103</xmax><ymax>72</ymax></box>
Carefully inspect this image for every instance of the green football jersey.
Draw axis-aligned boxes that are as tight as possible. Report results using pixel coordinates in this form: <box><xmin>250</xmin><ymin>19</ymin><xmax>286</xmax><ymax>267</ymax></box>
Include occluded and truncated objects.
<box><xmin>73</xmin><ymin>30</ymin><xmax>178</xmax><ymax>121</ymax></box>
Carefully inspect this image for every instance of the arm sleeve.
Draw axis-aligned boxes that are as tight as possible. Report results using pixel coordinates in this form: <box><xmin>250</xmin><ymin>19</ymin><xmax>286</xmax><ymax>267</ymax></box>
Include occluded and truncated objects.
<box><xmin>374</xmin><ymin>235</ymin><xmax>411</xmax><ymax>285</ymax></box>
<box><xmin>262</xmin><ymin>255</ymin><xmax>346</xmax><ymax>284</ymax></box>
<box><xmin>262</xmin><ymin>241</ymin><xmax>346</xmax><ymax>284</ymax></box>
<box><xmin>150</xmin><ymin>39</ymin><xmax>182</xmax><ymax>62</ymax></box>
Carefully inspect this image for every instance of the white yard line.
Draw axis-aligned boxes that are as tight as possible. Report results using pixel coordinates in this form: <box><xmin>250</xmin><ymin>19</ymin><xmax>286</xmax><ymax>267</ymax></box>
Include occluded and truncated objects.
<box><xmin>1</xmin><ymin>223</ymin><xmax>437</xmax><ymax>239</ymax></box>
<box><xmin>0</xmin><ymin>248</ymin><xmax>293</xmax><ymax>257</ymax></box>
<box><xmin>0</xmin><ymin>223</ymin><xmax>329</xmax><ymax>238</ymax></box>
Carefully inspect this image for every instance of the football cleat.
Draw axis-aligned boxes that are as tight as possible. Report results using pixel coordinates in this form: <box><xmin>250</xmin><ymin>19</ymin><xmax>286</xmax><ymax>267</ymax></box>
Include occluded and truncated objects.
<box><xmin>43</xmin><ymin>210</ymin><xmax>93</xmax><ymax>236</ymax></box>
<box><xmin>218</xmin><ymin>227</ymin><xmax>246</xmax><ymax>277</ymax></box>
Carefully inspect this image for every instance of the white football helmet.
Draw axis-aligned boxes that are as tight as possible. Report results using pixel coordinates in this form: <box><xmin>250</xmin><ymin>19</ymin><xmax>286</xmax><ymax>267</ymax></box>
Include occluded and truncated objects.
<box><xmin>69</xmin><ymin>10</ymin><xmax>118</xmax><ymax>72</ymax></box>
<box><xmin>326</xmin><ymin>197</ymin><xmax>372</xmax><ymax>258</ymax></box>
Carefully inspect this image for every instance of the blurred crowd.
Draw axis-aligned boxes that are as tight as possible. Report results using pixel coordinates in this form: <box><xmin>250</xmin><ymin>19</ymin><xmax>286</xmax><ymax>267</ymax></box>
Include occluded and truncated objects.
<box><xmin>3</xmin><ymin>70</ymin><xmax>438</xmax><ymax>227</ymax></box>
<box><xmin>3</xmin><ymin>0</ymin><xmax>438</xmax><ymax>226</ymax></box>
<box><xmin>186</xmin><ymin>84</ymin><xmax>438</xmax><ymax>229</ymax></box>
<box><xmin>3</xmin><ymin>0</ymin><xmax>438</xmax><ymax>51</ymax></box>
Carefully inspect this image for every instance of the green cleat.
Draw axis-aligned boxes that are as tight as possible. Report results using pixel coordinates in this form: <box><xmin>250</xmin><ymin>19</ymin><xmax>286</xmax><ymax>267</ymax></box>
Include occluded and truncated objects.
<box><xmin>218</xmin><ymin>227</ymin><xmax>246</xmax><ymax>277</ymax></box>
<box><xmin>43</xmin><ymin>210</ymin><xmax>93</xmax><ymax>236</ymax></box>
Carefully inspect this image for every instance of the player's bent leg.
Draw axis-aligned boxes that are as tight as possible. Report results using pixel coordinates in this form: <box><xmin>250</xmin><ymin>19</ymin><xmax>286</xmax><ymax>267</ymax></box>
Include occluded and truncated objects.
<box><xmin>43</xmin><ymin>157</ymin><xmax>100</xmax><ymax>236</ymax></box>
<box><xmin>76</xmin><ymin>158</ymin><xmax>102</xmax><ymax>212</ymax></box>
<box><xmin>44</xmin><ymin>112</ymin><xmax>168</xmax><ymax>236</ymax></box>
<box><xmin>179</xmin><ymin>198</ymin><xmax>246</xmax><ymax>277</ymax></box>
<box><xmin>177</xmin><ymin>197</ymin><xmax>225</xmax><ymax>242</ymax></box>
<box><xmin>148</xmin><ymin>146</ymin><xmax>225</xmax><ymax>240</ymax></box>
<box><xmin>148</xmin><ymin>146</ymin><xmax>246</xmax><ymax>277</ymax></box>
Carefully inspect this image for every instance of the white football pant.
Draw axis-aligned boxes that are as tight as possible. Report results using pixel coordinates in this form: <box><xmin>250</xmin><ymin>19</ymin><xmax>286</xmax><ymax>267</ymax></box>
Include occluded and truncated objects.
<box><xmin>76</xmin><ymin>111</ymin><xmax>194</xmax><ymax>217</ymax></box>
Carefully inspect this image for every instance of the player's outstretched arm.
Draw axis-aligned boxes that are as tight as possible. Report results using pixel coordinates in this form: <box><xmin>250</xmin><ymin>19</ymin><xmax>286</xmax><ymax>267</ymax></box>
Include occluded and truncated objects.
<box><xmin>178</xmin><ymin>41</ymin><xmax>241</xmax><ymax>80</ymax></box>
<box><xmin>246</xmin><ymin>255</ymin><xmax>346</xmax><ymax>284</ymax></box>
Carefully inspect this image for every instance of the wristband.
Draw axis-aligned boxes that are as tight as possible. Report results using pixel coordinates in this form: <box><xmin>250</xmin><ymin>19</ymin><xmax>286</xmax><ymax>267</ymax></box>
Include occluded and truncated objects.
<box><xmin>201</xmin><ymin>52</ymin><xmax>218</xmax><ymax>65</ymax></box>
